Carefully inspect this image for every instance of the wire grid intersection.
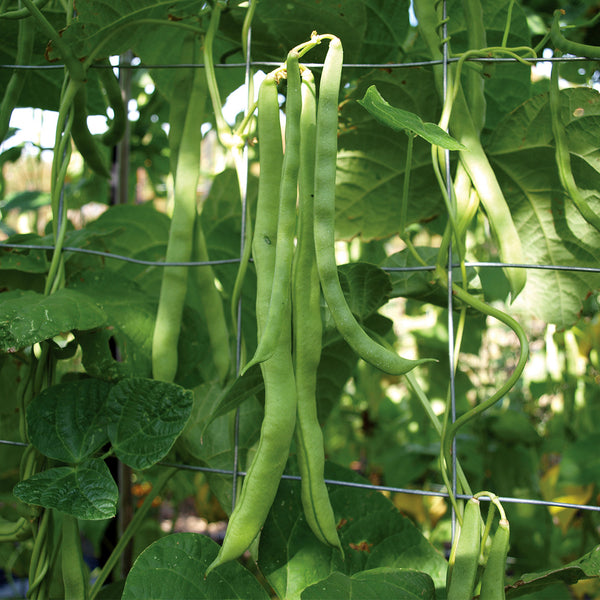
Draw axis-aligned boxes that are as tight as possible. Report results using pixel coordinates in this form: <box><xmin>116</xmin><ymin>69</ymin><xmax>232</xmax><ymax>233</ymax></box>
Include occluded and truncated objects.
<box><xmin>1</xmin><ymin>6</ymin><xmax>600</xmax><ymax>524</ymax></box>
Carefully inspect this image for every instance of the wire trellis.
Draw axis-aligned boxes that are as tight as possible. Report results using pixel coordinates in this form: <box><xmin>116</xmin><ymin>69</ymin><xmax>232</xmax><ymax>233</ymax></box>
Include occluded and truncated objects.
<box><xmin>1</xmin><ymin>2</ymin><xmax>600</xmax><ymax>548</ymax></box>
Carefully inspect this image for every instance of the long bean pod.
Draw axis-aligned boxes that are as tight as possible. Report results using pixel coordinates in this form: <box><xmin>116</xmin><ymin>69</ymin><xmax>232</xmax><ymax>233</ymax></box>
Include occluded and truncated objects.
<box><xmin>61</xmin><ymin>515</ymin><xmax>88</xmax><ymax>600</ymax></box>
<box><xmin>152</xmin><ymin>45</ymin><xmax>206</xmax><ymax>383</ymax></box>
<box><xmin>0</xmin><ymin>11</ymin><xmax>34</xmax><ymax>143</ymax></box>
<box><xmin>96</xmin><ymin>59</ymin><xmax>127</xmax><ymax>148</ymax></box>
<box><xmin>549</xmin><ymin>60</ymin><xmax>600</xmax><ymax>233</ymax></box>
<box><xmin>191</xmin><ymin>215</ymin><xmax>231</xmax><ymax>382</ymax></box>
<box><xmin>241</xmin><ymin>51</ymin><xmax>302</xmax><ymax>373</ymax></box>
<box><xmin>293</xmin><ymin>68</ymin><xmax>343</xmax><ymax>552</ymax></box>
<box><xmin>71</xmin><ymin>86</ymin><xmax>111</xmax><ymax>178</ymax></box>
<box><xmin>0</xmin><ymin>0</ymin><xmax>48</xmax><ymax>19</ymax></box>
<box><xmin>447</xmin><ymin>497</ymin><xmax>482</xmax><ymax>600</ymax></box>
<box><xmin>205</xmin><ymin>73</ymin><xmax>296</xmax><ymax>575</ymax></box>
<box><xmin>479</xmin><ymin>518</ymin><xmax>510</xmax><ymax>600</ymax></box>
<box><xmin>313</xmin><ymin>37</ymin><xmax>428</xmax><ymax>375</ymax></box>
<box><xmin>414</xmin><ymin>0</ymin><xmax>526</xmax><ymax>300</ymax></box>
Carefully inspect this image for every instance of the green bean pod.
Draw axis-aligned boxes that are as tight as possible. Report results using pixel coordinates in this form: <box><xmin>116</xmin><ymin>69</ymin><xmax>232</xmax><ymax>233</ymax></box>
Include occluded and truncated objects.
<box><xmin>0</xmin><ymin>0</ymin><xmax>48</xmax><ymax>19</ymax></box>
<box><xmin>97</xmin><ymin>59</ymin><xmax>127</xmax><ymax>147</ymax></box>
<box><xmin>152</xmin><ymin>57</ymin><xmax>206</xmax><ymax>383</ymax></box>
<box><xmin>447</xmin><ymin>497</ymin><xmax>482</xmax><ymax>600</ymax></box>
<box><xmin>0</xmin><ymin>12</ymin><xmax>34</xmax><ymax>143</ymax></box>
<box><xmin>205</xmin><ymin>73</ymin><xmax>296</xmax><ymax>575</ymax></box>
<box><xmin>61</xmin><ymin>515</ymin><xmax>88</xmax><ymax>600</ymax></box>
<box><xmin>479</xmin><ymin>518</ymin><xmax>510</xmax><ymax>600</ymax></box>
<box><xmin>191</xmin><ymin>216</ymin><xmax>231</xmax><ymax>382</ymax></box>
<box><xmin>241</xmin><ymin>50</ymin><xmax>302</xmax><ymax>374</ymax></box>
<box><xmin>461</xmin><ymin>0</ymin><xmax>487</xmax><ymax>133</ymax></box>
<box><xmin>293</xmin><ymin>69</ymin><xmax>343</xmax><ymax>553</ymax></box>
<box><xmin>71</xmin><ymin>85</ymin><xmax>111</xmax><ymax>178</ymax></box>
<box><xmin>313</xmin><ymin>37</ymin><xmax>427</xmax><ymax>376</ymax></box>
<box><xmin>0</xmin><ymin>516</ymin><xmax>30</xmax><ymax>542</ymax></box>
<box><xmin>549</xmin><ymin>61</ymin><xmax>600</xmax><ymax>233</ymax></box>
<box><xmin>414</xmin><ymin>0</ymin><xmax>526</xmax><ymax>300</ymax></box>
<box><xmin>453</xmin><ymin>94</ymin><xmax>526</xmax><ymax>299</ymax></box>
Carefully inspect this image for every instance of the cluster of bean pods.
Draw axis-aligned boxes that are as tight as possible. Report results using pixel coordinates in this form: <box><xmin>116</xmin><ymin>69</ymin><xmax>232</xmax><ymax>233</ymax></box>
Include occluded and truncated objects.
<box><xmin>207</xmin><ymin>32</ymin><xmax>428</xmax><ymax>576</ymax></box>
<box><xmin>447</xmin><ymin>495</ymin><xmax>511</xmax><ymax>600</ymax></box>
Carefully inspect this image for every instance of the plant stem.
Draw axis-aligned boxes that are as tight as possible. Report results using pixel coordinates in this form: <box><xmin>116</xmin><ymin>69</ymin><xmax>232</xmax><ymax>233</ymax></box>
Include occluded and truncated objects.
<box><xmin>89</xmin><ymin>467</ymin><xmax>177</xmax><ymax>599</ymax></box>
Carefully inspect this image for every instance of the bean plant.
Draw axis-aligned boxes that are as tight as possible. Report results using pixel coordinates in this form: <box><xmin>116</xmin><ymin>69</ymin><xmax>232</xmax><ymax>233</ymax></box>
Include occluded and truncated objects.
<box><xmin>1</xmin><ymin>1</ymin><xmax>600</xmax><ymax>599</ymax></box>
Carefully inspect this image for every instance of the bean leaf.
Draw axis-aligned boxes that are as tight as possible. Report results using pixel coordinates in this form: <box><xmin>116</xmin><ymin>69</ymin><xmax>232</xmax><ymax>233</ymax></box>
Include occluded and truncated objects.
<box><xmin>13</xmin><ymin>458</ymin><xmax>118</xmax><ymax>520</ymax></box>
<box><xmin>106</xmin><ymin>378</ymin><xmax>193</xmax><ymax>470</ymax></box>
<box><xmin>122</xmin><ymin>532</ymin><xmax>270</xmax><ymax>599</ymax></box>
<box><xmin>27</xmin><ymin>378</ymin><xmax>113</xmax><ymax>464</ymax></box>
<box><xmin>357</xmin><ymin>85</ymin><xmax>465</xmax><ymax>150</ymax></box>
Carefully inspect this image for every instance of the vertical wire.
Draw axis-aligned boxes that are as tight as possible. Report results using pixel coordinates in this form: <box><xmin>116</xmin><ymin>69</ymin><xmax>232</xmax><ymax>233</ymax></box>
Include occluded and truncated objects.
<box><xmin>116</xmin><ymin>51</ymin><xmax>134</xmax><ymax>578</ymax></box>
<box><xmin>231</xmin><ymin>0</ymin><xmax>253</xmax><ymax>511</ymax></box>
<box><xmin>441</xmin><ymin>0</ymin><xmax>459</xmax><ymax>541</ymax></box>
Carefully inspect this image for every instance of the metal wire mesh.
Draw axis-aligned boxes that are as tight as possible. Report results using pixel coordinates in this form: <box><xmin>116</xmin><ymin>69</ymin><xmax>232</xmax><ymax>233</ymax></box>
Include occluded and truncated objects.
<box><xmin>1</xmin><ymin>2</ymin><xmax>600</xmax><ymax>538</ymax></box>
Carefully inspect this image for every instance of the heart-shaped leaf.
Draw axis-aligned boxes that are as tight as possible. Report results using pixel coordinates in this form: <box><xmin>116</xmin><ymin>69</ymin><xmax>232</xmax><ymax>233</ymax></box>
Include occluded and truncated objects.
<box><xmin>0</xmin><ymin>288</ymin><xmax>106</xmax><ymax>351</ymax></box>
<box><xmin>27</xmin><ymin>378</ymin><xmax>113</xmax><ymax>463</ymax></box>
<box><xmin>301</xmin><ymin>568</ymin><xmax>436</xmax><ymax>600</ymax></box>
<box><xmin>13</xmin><ymin>458</ymin><xmax>117</xmax><ymax>520</ymax></box>
<box><xmin>107</xmin><ymin>378</ymin><xmax>193</xmax><ymax>470</ymax></box>
<box><xmin>122</xmin><ymin>532</ymin><xmax>270</xmax><ymax>599</ymax></box>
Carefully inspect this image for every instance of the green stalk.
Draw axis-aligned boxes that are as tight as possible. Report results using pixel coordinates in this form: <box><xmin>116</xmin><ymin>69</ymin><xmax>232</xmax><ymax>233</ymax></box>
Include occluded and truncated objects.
<box><xmin>89</xmin><ymin>468</ymin><xmax>177</xmax><ymax>600</ymax></box>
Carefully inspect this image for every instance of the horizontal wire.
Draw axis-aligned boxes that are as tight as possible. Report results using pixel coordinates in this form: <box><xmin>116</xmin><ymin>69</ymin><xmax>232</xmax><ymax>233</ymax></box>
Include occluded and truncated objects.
<box><xmin>158</xmin><ymin>461</ymin><xmax>600</xmax><ymax>512</ymax></box>
<box><xmin>2</xmin><ymin>241</ymin><xmax>600</xmax><ymax>273</ymax></box>
<box><xmin>0</xmin><ymin>444</ymin><xmax>596</xmax><ymax>513</ymax></box>
<box><xmin>0</xmin><ymin>243</ymin><xmax>242</xmax><ymax>267</ymax></box>
<box><xmin>0</xmin><ymin>55</ymin><xmax>594</xmax><ymax>72</ymax></box>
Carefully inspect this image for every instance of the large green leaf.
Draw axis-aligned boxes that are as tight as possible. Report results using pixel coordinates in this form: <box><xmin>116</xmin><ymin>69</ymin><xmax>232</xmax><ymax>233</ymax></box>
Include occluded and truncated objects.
<box><xmin>0</xmin><ymin>356</ymin><xmax>27</xmax><ymax>487</ymax></box>
<box><xmin>0</xmin><ymin>234</ymin><xmax>49</xmax><ymax>273</ymax></box>
<box><xmin>47</xmin><ymin>0</ymin><xmax>205</xmax><ymax>62</ymax></box>
<box><xmin>487</xmin><ymin>87</ymin><xmax>600</xmax><ymax>326</ymax></box>
<box><xmin>200</xmin><ymin>168</ymin><xmax>260</xmax><ymax>355</ymax></box>
<box><xmin>0</xmin><ymin>288</ymin><xmax>106</xmax><ymax>352</ymax></box>
<box><xmin>106</xmin><ymin>378</ymin><xmax>193</xmax><ymax>470</ymax></box>
<box><xmin>301</xmin><ymin>568</ymin><xmax>436</xmax><ymax>600</ymax></box>
<box><xmin>223</xmin><ymin>0</ymin><xmax>410</xmax><ymax>65</ymax></box>
<box><xmin>122</xmin><ymin>532</ymin><xmax>270</xmax><ymax>599</ymax></box>
<box><xmin>63</xmin><ymin>203</ymin><xmax>171</xmax><ymax>289</ymax></box>
<box><xmin>27</xmin><ymin>379</ymin><xmax>113</xmax><ymax>464</ymax></box>
<box><xmin>258</xmin><ymin>462</ymin><xmax>447</xmax><ymax>600</ymax></box>
<box><xmin>13</xmin><ymin>459</ymin><xmax>118</xmax><ymax>520</ymax></box>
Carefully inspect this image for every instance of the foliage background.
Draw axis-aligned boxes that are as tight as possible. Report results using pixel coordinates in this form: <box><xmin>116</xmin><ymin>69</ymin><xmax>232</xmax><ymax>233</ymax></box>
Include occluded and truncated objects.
<box><xmin>1</xmin><ymin>0</ymin><xmax>600</xmax><ymax>598</ymax></box>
